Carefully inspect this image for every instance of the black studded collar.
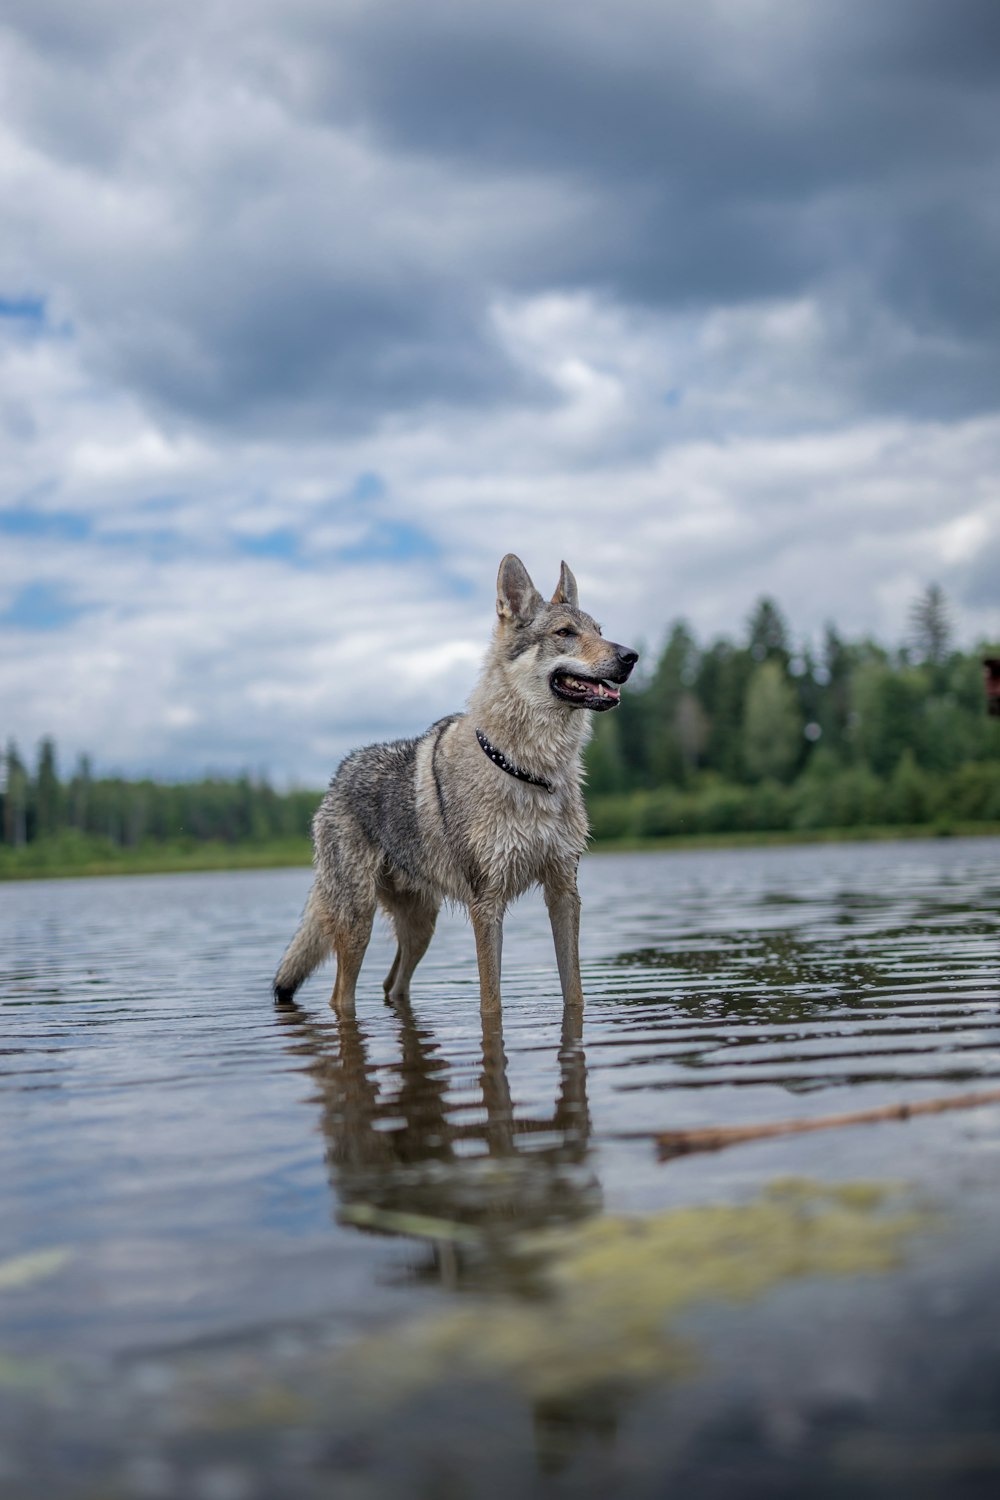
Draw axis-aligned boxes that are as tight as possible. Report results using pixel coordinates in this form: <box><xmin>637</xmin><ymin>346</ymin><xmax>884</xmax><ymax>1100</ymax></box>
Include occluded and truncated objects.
<box><xmin>475</xmin><ymin>728</ymin><xmax>554</xmax><ymax>792</ymax></box>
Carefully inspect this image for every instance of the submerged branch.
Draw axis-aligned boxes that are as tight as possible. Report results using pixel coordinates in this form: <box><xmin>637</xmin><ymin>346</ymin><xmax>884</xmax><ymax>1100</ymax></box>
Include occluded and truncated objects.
<box><xmin>655</xmin><ymin>1088</ymin><xmax>1000</xmax><ymax>1162</ymax></box>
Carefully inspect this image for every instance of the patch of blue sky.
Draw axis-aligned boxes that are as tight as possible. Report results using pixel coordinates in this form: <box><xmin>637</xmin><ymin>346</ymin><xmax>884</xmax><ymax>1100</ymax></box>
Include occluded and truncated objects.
<box><xmin>0</xmin><ymin>507</ymin><xmax>91</xmax><ymax>541</ymax></box>
<box><xmin>0</xmin><ymin>582</ymin><xmax>89</xmax><ymax>631</ymax></box>
<box><xmin>0</xmin><ymin>296</ymin><xmax>46</xmax><ymax>323</ymax></box>
<box><xmin>139</xmin><ymin>493</ymin><xmax>182</xmax><ymax>513</ymax></box>
<box><xmin>96</xmin><ymin>526</ymin><xmax>186</xmax><ymax>561</ymax></box>
<box><xmin>0</xmin><ymin>295</ymin><xmax>74</xmax><ymax>342</ymax></box>
<box><xmin>339</xmin><ymin>518</ymin><xmax>441</xmax><ymax>566</ymax></box>
<box><xmin>440</xmin><ymin>568</ymin><xmax>477</xmax><ymax>599</ymax></box>
<box><xmin>349</xmin><ymin>470</ymin><xmax>386</xmax><ymax>504</ymax></box>
<box><xmin>234</xmin><ymin>527</ymin><xmax>303</xmax><ymax>564</ymax></box>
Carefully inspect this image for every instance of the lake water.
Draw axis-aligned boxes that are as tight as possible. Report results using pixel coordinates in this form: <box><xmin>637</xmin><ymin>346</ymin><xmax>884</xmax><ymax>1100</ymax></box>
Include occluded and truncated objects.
<box><xmin>2</xmin><ymin>838</ymin><xmax>1000</xmax><ymax>1497</ymax></box>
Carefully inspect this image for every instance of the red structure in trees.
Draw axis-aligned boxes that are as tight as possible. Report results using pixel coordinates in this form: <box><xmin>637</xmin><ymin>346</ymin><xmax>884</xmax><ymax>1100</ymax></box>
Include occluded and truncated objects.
<box><xmin>984</xmin><ymin>658</ymin><xmax>1000</xmax><ymax>717</ymax></box>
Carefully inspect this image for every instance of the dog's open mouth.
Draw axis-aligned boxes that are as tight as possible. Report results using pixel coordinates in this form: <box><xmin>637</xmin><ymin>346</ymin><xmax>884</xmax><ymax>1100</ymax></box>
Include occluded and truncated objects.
<box><xmin>550</xmin><ymin>670</ymin><xmax>622</xmax><ymax>711</ymax></box>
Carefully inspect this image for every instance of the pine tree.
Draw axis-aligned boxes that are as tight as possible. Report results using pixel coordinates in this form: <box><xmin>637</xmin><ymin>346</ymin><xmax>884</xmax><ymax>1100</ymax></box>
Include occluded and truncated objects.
<box><xmin>70</xmin><ymin>754</ymin><xmax>93</xmax><ymax>831</ymax></box>
<box><xmin>743</xmin><ymin>661</ymin><xmax>802</xmax><ymax>782</ymax></box>
<box><xmin>645</xmin><ymin>621</ymin><xmax>700</xmax><ymax>784</ymax></box>
<box><xmin>674</xmin><ymin>692</ymin><xmax>709</xmax><ymax>775</ymax></box>
<box><xmin>696</xmin><ymin>640</ymin><xmax>753</xmax><ymax>781</ymax></box>
<box><xmin>3</xmin><ymin>741</ymin><xmax>28</xmax><ymax>847</ymax></box>
<box><xmin>746</xmin><ymin>597</ymin><xmax>790</xmax><ymax>665</ymax></box>
<box><xmin>909</xmin><ymin>583</ymin><xmax>951</xmax><ymax>666</ymax></box>
<box><xmin>35</xmin><ymin>737</ymin><xmax>61</xmax><ymax>838</ymax></box>
<box><xmin>585</xmin><ymin>714</ymin><xmax>627</xmax><ymax>795</ymax></box>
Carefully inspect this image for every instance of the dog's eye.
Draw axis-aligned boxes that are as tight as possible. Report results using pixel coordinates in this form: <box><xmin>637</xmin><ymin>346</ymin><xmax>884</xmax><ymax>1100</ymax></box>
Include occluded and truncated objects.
<box><xmin>554</xmin><ymin>626</ymin><xmax>577</xmax><ymax>638</ymax></box>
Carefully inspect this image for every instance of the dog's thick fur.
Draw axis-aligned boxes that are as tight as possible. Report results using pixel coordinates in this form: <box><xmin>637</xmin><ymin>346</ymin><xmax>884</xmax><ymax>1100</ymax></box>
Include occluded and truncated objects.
<box><xmin>273</xmin><ymin>555</ymin><xmax>637</xmax><ymax>1010</ymax></box>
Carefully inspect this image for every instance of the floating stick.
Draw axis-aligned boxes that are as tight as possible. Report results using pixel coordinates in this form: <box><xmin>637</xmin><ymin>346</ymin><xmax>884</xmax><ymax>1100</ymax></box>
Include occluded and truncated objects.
<box><xmin>655</xmin><ymin>1087</ymin><xmax>1000</xmax><ymax>1161</ymax></box>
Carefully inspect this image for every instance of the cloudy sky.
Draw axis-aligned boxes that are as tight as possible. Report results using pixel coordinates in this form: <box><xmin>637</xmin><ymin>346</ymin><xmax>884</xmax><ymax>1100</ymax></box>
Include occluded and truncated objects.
<box><xmin>2</xmin><ymin>0</ymin><xmax>999</xmax><ymax>783</ymax></box>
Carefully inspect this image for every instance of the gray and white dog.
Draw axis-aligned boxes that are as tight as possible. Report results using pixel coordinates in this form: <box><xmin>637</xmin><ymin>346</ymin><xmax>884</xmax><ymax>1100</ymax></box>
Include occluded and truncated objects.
<box><xmin>273</xmin><ymin>554</ymin><xmax>637</xmax><ymax>1011</ymax></box>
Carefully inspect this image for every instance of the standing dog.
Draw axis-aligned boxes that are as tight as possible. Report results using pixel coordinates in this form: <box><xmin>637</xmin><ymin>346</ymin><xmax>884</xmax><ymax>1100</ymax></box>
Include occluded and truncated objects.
<box><xmin>273</xmin><ymin>554</ymin><xmax>637</xmax><ymax>1010</ymax></box>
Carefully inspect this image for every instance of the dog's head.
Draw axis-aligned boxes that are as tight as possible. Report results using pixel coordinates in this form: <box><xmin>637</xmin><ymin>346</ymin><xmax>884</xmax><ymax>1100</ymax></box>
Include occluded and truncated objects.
<box><xmin>495</xmin><ymin>554</ymin><xmax>638</xmax><ymax>712</ymax></box>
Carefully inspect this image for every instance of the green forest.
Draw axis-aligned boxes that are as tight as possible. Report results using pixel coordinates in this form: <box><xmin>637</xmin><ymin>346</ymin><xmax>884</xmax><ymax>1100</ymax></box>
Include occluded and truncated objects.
<box><xmin>2</xmin><ymin>586</ymin><xmax>999</xmax><ymax>878</ymax></box>
<box><xmin>585</xmin><ymin>587</ymin><xmax>1000</xmax><ymax>843</ymax></box>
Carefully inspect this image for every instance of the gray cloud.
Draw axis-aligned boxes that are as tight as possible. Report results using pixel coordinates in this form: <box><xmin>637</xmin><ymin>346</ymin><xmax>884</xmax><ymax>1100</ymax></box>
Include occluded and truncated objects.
<box><xmin>319</xmin><ymin>0</ymin><xmax>1000</xmax><ymax>334</ymax></box>
<box><xmin>3</xmin><ymin>0</ymin><xmax>998</xmax><ymax>438</ymax></box>
<box><xmin>1</xmin><ymin>0</ymin><xmax>999</xmax><ymax>779</ymax></box>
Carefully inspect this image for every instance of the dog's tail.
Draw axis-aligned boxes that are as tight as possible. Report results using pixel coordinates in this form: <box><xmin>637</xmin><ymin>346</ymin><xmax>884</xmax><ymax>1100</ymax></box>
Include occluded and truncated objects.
<box><xmin>273</xmin><ymin>884</ymin><xmax>331</xmax><ymax>1003</ymax></box>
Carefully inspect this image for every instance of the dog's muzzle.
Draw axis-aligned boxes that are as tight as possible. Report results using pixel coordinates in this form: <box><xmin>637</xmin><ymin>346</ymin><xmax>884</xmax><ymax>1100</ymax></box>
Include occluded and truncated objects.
<box><xmin>550</xmin><ymin>644</ymin><xmax>638</xmax><ymax>712</ymax></box>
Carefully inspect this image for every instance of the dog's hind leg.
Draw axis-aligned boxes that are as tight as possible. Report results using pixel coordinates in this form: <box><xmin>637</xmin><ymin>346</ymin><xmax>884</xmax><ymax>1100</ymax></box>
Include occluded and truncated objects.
<box><xmin>381</xmin><ymin>890</ymin><xmax>439</xmax><ymax>1004</ymax></box>
<box><xmin>314</xmin><ymin>820</ymin><xmax>379</xmax><ymax>1011</ymax></box>
<box><xmin>331</xmin><ymin>900</ymin><xmax>375</xmax><ymax>1012</ymax></box>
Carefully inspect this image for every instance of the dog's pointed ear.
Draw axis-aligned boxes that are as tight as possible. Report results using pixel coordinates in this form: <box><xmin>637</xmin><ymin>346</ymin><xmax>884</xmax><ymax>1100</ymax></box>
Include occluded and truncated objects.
<box><xmin>497</xmin><ymin>554</ymin><xmax>543</xmax><ymax>622</ymax></box>
<box><xmin>551</xmin><ymin>561</ymin><xmax>579</xmax><ymax>609</ymax></box>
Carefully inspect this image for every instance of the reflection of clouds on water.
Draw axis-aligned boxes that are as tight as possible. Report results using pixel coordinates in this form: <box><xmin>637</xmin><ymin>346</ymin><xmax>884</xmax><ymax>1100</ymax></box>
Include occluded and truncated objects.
<box><xmin>275</xmin><ymin>995</ymin><xmax>600</xmax><ymax>1284</ymax></box>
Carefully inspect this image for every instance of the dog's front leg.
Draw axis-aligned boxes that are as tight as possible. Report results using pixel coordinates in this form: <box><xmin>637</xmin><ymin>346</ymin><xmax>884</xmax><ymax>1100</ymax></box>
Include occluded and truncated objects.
<box><xmin>471</xmin><ymin>900</ymin><xmax>504</xmax><ymax>1010</ymax></box>
<box><xmin>544</xmin><ymin>875</ymin><xmax>584</xmax><ymax>1007</ymax></box>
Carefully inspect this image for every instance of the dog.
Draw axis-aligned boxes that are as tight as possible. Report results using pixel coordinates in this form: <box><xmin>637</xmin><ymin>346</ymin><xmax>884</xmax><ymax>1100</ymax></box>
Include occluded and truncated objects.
<box><xmin>273</xmin><ymin>554</ymin><xmax>637</xmax><ymax>1011</ymax></box>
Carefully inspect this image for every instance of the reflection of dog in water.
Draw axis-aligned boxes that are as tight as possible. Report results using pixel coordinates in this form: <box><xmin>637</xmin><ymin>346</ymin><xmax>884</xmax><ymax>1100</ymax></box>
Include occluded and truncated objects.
<box><xmin>274</xmin><ymin>554</ymin><xmax>637</xmax><ymax>1010</ymax></box>
<box><xmin>278</xmin><ymin>998</ymin><xmax>618</xmax><ymax>1471</ymax></box>
<box><xmin>276</xmin><ymin>997</ymin><xmax>598</xmax><ymax>1277</ymax></box>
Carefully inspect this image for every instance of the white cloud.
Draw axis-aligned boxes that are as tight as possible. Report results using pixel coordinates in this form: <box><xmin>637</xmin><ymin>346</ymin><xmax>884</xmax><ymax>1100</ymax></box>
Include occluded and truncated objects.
<box><xmin>1</xmin><ymin>2</ymin><xmax>998</xmax><ymax>781</ymax></box>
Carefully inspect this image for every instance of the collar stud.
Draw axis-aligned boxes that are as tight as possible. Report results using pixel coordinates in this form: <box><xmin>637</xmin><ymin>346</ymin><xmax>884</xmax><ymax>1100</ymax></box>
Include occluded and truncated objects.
<box><xmin>475</xmin><ymin>728</ymin><xmax>554</xmax><ymax>792</ymax></box>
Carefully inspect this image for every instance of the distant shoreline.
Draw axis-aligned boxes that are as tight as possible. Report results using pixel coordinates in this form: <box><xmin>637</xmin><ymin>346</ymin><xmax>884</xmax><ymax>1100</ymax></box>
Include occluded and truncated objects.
<box><xmin>2</xmin><ymin>822</ymin><xmax>999</xmax><ymax>881</ymax></box>
<box><xmin>589</xmin><ymin>821</ymin><xmax>1000</xmax><ymax>854</ymax></box>
<box><xmin>0</xmin><ymin>838</ymin><xmax>314</xmax><ymax>883</ymax></box>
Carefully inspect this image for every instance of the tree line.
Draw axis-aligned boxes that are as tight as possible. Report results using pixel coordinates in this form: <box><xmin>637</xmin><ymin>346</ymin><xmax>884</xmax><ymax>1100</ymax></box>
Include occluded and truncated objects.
<box><xmin>583</xmin><ymin>585</ymin><xmax>1000</xmax><ymax>838</ymax></box>
<box><xmin>2</xmin><ymin>585</ymin><xmax>999</xmax><ymax>865</ymax></box>
<box><xmin>0</xmin><ymin>744</ymin><xmax>317</xmax><ymax>853</ymax></box>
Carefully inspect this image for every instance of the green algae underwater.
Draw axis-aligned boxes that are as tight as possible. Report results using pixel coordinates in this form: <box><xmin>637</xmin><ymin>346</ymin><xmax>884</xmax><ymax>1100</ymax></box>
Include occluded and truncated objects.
<box><xmin>126</xmin><ymin>1178</ymin><xmax>947</xmax><ymax>1499</ymax></box>
<box><xmin>329</xmin><ymin>1178</ymin><xmax>929</xmax><ymax>1410</ymax></box>
<box><xmin>0</xmin><ymin>1175</ymin><xmax>938</xmax><ymax>1496</ymax></box>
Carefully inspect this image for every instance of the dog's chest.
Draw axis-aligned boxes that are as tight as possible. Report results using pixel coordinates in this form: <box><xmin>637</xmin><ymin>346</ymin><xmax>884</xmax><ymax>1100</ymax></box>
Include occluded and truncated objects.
<box><xmin>470</xmin><ymin>785</ymin><xmax>585</xmax><ymax>897</ymax></box>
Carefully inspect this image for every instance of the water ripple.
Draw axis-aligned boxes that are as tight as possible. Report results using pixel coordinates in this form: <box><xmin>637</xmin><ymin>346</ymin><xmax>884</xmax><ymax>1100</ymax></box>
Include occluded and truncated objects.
<box><xmin>0</xmin><ymin>840</ymin><xmax>998</xmax><ymax>1363</ymax></box>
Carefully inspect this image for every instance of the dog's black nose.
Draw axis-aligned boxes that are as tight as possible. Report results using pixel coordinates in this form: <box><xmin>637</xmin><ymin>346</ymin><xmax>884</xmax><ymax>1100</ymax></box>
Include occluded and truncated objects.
<box><xmin>618</xmin><ymin>647</ymin><xmax>639</xmax><ymax>672</ymax></box>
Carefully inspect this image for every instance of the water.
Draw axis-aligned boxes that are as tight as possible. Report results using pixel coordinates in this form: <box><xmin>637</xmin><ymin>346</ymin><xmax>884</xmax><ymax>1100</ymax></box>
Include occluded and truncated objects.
<box><xmin>1</xmin><ymin>839</ymin><xmax>999</xmax><ymax>1497</ymax></box>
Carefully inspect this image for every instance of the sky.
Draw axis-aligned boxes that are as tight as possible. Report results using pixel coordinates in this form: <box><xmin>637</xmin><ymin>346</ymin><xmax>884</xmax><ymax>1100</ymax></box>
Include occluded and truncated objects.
<box><xmin>1</xmin><ymin>0</ymin><xmax>999</xmax><ymax>784</ymax></box>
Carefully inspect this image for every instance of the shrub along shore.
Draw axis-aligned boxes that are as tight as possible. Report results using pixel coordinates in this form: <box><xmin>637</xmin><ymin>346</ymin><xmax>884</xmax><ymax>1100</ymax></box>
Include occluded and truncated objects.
<box><xmin>586</xmin><ymin>759</ymin><xmax>1000</xmax><ymax>844</ymax></box>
